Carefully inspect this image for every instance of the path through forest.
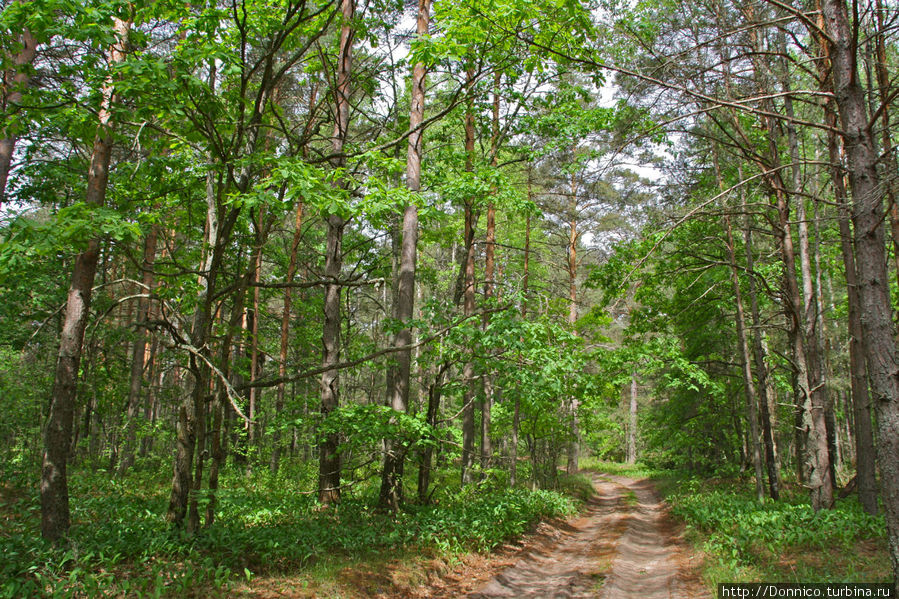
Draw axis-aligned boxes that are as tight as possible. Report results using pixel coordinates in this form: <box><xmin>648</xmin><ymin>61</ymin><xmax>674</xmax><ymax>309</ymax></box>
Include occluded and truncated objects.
<box><xmin>429</xmin><ymin>474</ymin><xmax>710</xmax><ymax>599</ymax></box>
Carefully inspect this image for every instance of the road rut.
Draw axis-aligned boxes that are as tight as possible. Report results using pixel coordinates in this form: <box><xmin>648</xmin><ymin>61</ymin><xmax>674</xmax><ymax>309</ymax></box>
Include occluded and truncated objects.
<box><xmin>465</xmin><ymin>474</ymin><xmax>708</xmax><ymax>599</ymax></box>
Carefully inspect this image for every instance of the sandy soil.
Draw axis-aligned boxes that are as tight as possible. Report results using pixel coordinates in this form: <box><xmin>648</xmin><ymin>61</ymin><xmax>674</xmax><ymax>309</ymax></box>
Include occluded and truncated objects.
<box><xmin>457</xmin><ymin>474</ymin><xmax>710</xmax><ymax>599</ymax></box>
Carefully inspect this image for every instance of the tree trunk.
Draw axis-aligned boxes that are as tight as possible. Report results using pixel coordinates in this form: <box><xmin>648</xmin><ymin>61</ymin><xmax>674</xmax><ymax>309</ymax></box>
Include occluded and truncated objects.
<box><xmin>778</xmin><ymin>42</ymin><xmax>835</xmax><ymax>497</ymax></box>
<box><xmin>418</xmin><ymin>362</ymin><xmax>446</xmax><ymax>503</ymax></box>
<box><xmin>0</xmin><ymin>22</ymin><xmax>37</xmax><ymax>205</ymax></box>
<box><xmin>460</xmin><ymin>71</ymin><xmax>477</xmax><ymax>486</ymax></box>
<box><xmin>118</xmin><ymin>225</ymin><xmax>158</xmax><ymax>476</ymax></box>
<box><xmin>566</xmin><ymin>172</ymin><xmax>579</xmax><ymax>474</ymax></box>
<box><xmin>271</xmin><ymin>201</ymin><xmax>304</xmax><ymax>475</ymax></box>
<box><xmin>826</xmin><ymin>104</ymin><xmax>878</xmax><ymax>514</ymax></box>
<box><xmin>871</xmin><ymin>0</ymin><xmax>899</xmax><ymax>287</ymax></box>
<box><xmin>169</xmin><ymin>155</ymin><xmax>220</xmax><ymax>529</ymax></box>
<box><xmin>724</xmin><ymin>215</ymin><xmax>765</xmax><ymax>501</ymax></box>
<box><xmin>821</xmin><ymin>1</ymin><xmax>899</xmax><ymax>570</ymax></box>
<box><xmin>319</xmin><ymin>0</ymin><xmax>354</xmax><ymax>505</ymax></box>
<box><xmin>379</xmin><ymin>0</ymin><xmax>429</xmax><ymax>510</ymax></box>
<box><xmin>740</xmin><ymin>172</ymin><xmax>780</xmax><ymax>500</ymax></box>
<box><xmin>206</xmin><ymin>276</ymin><xmax>250</xmax><ymax>527</ymax></box>
<box><xmin>245</xmin><ymin>207</ymin><xmax>267</xmax><ymax>475</ymax></box>
<box><xmin>40</xmin><ymin>16</ymin><xmax>129</xmax><ymax>543</ymax></box>
<box><xmin>627</xmin><ymin>373</ymin><xmax>638</xmax><ymax>464</ymax></box>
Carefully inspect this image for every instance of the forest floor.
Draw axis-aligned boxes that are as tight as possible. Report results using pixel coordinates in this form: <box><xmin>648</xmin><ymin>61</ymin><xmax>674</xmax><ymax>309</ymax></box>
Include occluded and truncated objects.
<box><xmin>235</xmin><ymin>473</ymin><xmax>710</xmax><ymax>598</ymax></box>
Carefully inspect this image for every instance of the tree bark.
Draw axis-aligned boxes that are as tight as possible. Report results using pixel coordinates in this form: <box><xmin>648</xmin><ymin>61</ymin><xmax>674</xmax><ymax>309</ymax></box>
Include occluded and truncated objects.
<box><xmin>379</xmin><ymin>0</ymin><xmax>429</xmax><ymax>510</ymax></box>
<box><xmin>820</xmin><ymin>0</ymin><xmax>899</xmax><ymax>573</ymax></box>
<box><xmin>825</xmin><ymin>103</ymin><xmax>879</xmax><ymax>514</ymax></box>
<box><xmin>319</xmin><ymin>0</ymin><xmax>354</xmax><ymax>505</ymax></box>
<box><xmin>871</xmin><ymin>0</ymin><xmax>899</xmax><ymax>287</ymax></box>
<box><xmin>778</xmin><ymin>38</ymin><xmax>835</xmax><ymax>495</ymax></box>
<box><xmin>40</xmin><ymin>16</ymin><xmax>129</xmax><ymax>543</ymax></box>
<box><xmin>0</xmin><ymin>21</ymin><xmax>37</xmax><ymax>205</ymax></box>
<box><xmin>417</xmin><ymin>362</ymin><xmax>447</xmax><ymax>503</ymax></box>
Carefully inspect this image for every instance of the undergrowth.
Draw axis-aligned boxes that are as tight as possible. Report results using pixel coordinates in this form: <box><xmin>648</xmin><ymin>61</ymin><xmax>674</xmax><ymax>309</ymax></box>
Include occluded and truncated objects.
<box><xmin>0</xmin><ymin>463</ymin><xmax>580</xmax><ymax>598</ymax></box>
<box><xmin>661</xmin><ymin>475</ymin><xmax>890</xmax><ymax>584</ymax></box>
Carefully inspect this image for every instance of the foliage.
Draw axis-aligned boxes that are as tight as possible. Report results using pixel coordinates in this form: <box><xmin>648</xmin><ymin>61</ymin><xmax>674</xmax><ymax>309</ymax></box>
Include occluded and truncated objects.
<box><xmin>663</xmin><ymin>475</ymin><xmax>890</xmax><ymax>583</ymax></box>
<box><xmin>0</xmin><ymin>464</ymin><xmax>577</xmax><ymax>597</ymax></box>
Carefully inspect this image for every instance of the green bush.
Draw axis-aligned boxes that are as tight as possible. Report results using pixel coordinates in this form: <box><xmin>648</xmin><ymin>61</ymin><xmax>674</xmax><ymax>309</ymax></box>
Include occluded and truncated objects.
<box><xmin>0</xmin><ymin>464</ymin><xmax>579</xmax><ymax>598</ymax></box>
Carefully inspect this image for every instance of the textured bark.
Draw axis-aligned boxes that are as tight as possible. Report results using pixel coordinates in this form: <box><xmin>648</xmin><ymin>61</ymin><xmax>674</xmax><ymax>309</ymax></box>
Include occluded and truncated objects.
<box><xmin>318</xmin><ymin>0</ymin><xmax>354</xmax><ymax>505</ymax></box>
<box><xmin>186</xmin><ymin>373</ymin><xmax>209</xmax><ymax>533</ymax></box>
<box><xmin>872</xmin><ymin>0</ymin><xmax>899</xmax><ymax>286</ymax></box>
<box><xmin>117</xmin><ymin>226</ymin><xmax>158</xmax><ymax>477</ymax></box>
<box><xmin>319</xmin><ymin>215</ymin><xmax>344</xmax><ymax>505</ymax></box>
<box><xmin>826</xmin><ymin>103</ymin><xmax>878</xmax><ymax>514</ymax></box>
<box><xmin>820</xmin><ymin>0</ymin><xmax>899</xmax><ymax>579</ymax></box>
<box><xmin>379</xmin><ymin>0</ymin><xmax>429</xmax><ymax>510</ymax></box>
<box><xmin>0</xmin><ymin>22</ymin><xmax>37</xmax><ymax>204</ymax></box>
<box><xmin>41</xmin><ymin>17</ymin><xmax>129</xmax><ymax>543</ymax></box>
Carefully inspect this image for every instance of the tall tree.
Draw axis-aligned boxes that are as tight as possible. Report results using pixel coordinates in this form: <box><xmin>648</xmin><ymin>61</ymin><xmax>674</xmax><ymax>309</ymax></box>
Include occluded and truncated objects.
<box><xmin>819</xmin><ymin>0</ymin><xmax>899</xmax><ymax>581</ymax></box>
<box><xmin>318</xmin><ymin>0</ymin><xmax>355</xmax><ymax>505</ymax></box>
<box><xmin>41</xmin><ymin>13</ymin><xmax>130</xmax><ymax>542</ymax></box>
<box><xmin>379</xmin><ymin>0</ymin><xmax>431</xmax><ymax>510</ymax></box>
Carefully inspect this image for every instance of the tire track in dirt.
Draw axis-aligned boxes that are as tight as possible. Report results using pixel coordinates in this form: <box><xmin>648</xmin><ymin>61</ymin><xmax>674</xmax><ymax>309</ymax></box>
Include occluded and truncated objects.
<box><xmin>464</xmin><ymin>474</ymin><xmax>709</xmax><ymax>599</ymax></box>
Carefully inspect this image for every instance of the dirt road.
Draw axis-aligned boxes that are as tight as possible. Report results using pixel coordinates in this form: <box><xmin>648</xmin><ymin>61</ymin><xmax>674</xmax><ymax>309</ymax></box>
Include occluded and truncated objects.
<box><xmin>463</xmin><ymin>474</ymin><xmax>709</xmax><ymax>599</ymax></box>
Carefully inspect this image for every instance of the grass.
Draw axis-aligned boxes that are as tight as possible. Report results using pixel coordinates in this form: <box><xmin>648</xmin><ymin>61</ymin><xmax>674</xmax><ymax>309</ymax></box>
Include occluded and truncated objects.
<box><xmin>0</xmin><ymin>462</ymin><xmax>583</xmax><ymax>598</ymax></box>
<box><xmin>656</xmin><ymin>473</ymin><xmax>891</xmax><ymax>585</ymax></box>
<box><xmin>580</xmin><ymin>457</ymin><xmax>668</xmax><ymax>481</ymax></box>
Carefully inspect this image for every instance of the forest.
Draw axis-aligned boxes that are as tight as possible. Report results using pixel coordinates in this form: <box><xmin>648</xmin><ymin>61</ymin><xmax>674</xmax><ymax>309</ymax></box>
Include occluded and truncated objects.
<box><xmin>0</xmin><ymin>0</ymin><xmax>897</xmax><ymax>596</ymax></box>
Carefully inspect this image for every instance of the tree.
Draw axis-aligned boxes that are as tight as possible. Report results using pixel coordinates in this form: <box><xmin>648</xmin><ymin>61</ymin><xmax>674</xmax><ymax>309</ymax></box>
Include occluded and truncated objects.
<box><xmin>820</xmin><ymin>0</ymin><xmax>899</xmax><ymax>582</ymax></box>
<box><xmin>41</xmin><ymin>11</ymin><xmax>130</xmax><ymax>542</ymax></box>
<box><xmin>379</xmin><ymin>0</ymin><xmax>431</xmax><ymax>510</ymax></box>
<box><xmin>318</xmin><ymin>0</ymin><xmax>355</xmax><ymax>506</ymax></box>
